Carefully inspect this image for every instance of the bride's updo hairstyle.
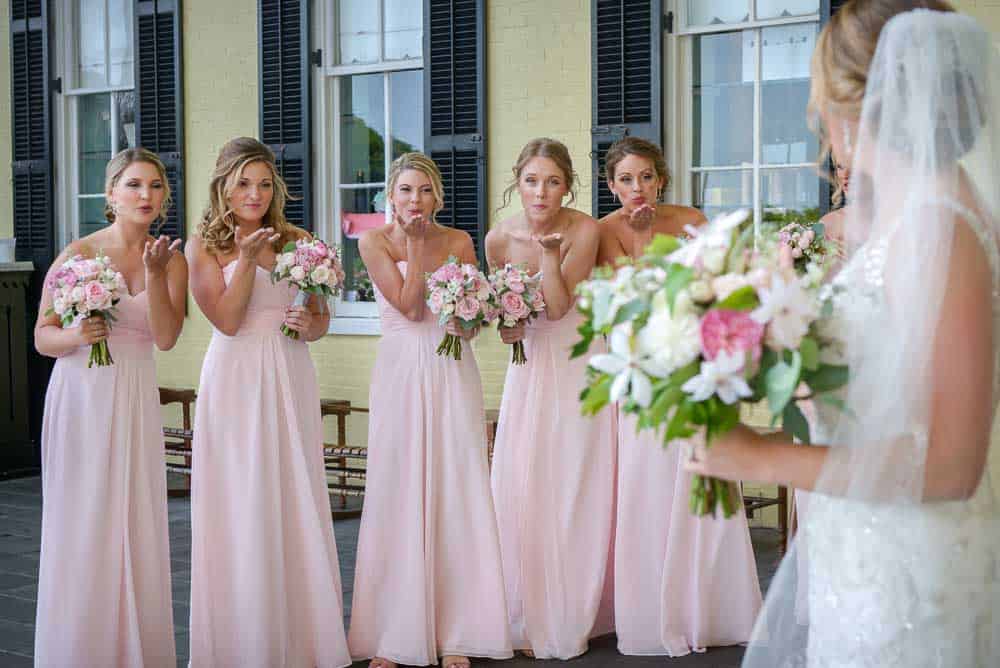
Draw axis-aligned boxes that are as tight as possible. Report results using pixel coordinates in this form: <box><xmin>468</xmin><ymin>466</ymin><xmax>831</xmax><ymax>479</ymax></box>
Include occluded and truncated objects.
<box><xmin>807</xmin><ymin>0</ymin><xmax>986</xmax><ymax>164</ymax></box>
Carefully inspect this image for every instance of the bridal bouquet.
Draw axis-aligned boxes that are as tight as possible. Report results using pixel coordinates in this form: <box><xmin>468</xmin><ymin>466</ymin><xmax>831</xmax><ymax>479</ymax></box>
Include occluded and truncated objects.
<box><xmin>426</xmin><ymin>257</ymin><xmax>497</xmax><ymax>360</ymax></box>
<box><xmin>574</xmin><ymin>210</ymin><xmax>848</xmax><ymax>517</ymax></box>
<box><xmin>775</xmin><ymin>221</ymin><xmax>841</xmax><ymax>284</ymax></box>
<box><xmin>272</xmin><ymin>237</ymin><xmax>345</xmax><ymax>339</ymax></box>
<box><xmin>488</xmin><ymin>264</ymin><xmax>546</xmax><ymax>364</ymax></box>
<box><xmin>45</xmin><ymin>252</ymin><xmax>126</xmax><ymax>367</ymax></box>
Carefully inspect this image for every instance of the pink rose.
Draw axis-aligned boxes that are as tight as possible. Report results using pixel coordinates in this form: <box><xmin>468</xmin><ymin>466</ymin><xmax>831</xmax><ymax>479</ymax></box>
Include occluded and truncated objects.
<box><xmin>428</xmin><ymin>289</ymin><xmax>445</xmax><ymax>314</ymax></box>
<box><xmin>507</xmin><ymin>276</ymin><xmax>525</xmax><ymax>294</ymax></box>
<box><xmin>700</xmin><ymin>309</ymin><xmax>764</xmax><ymax>363</ymax></box>
<box><xmin>443</xmin><ymin>264</ymin><xmax>463</xmax><ymax>282</ymax></box>
<box><xmin>84</xmin><ymin>281</ymin><xmax>111</xmax><ymax>311</ymax></box>
<box><xmin>501</xmin><ymin>291</ymin><xmax>529</xmax><ymax>321</ymax></box>
<box><xmin>529</xmin><ymin>290</ymin><xmax>545</xmax><ymax>310</ymax></box>
<box><xmin>455</xmin><ymin>296</ymin><xmax>481</xmax><ymax>322</ymax></box>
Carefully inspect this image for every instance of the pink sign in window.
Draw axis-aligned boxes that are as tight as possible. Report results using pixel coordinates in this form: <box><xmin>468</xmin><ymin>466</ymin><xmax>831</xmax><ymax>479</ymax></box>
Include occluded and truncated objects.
<box><xmin>341</xmin><ymin>212</ymin><xmax>386</xmax><ymax>239</ymax></box>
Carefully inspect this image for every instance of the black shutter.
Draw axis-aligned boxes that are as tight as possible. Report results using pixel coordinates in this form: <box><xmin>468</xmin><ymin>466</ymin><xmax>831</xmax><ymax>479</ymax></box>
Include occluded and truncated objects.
<box><xmin>259</xmin><ymin>0</ymin><xmax>312</xmax><ymax>231</ymax></box>
<box><xmin>591</xmin><ymin>0</ymin><xmax>662</xmax><ymax>220</ymax></box>
<box><xmin>11</xmin><ymin>0</ymin><xmax>54</xmax><ymax>268</ymax></box>
<box><xmin>135</xmin><ymin>0</ymin><xmax>184</xmax><ymax>240</ymax></box>
<box><xmin>424</xmin><ymin>0</ymin><xmax>487</xmax><ymax>265</ymax></box>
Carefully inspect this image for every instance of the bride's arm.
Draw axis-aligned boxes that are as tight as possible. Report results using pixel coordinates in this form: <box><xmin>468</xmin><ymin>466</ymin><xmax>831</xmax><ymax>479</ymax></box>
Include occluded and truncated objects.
<box><xmin>687</xmin><ymin>219</ymin><xmax>994</xmax><ymax>502</ymax></box>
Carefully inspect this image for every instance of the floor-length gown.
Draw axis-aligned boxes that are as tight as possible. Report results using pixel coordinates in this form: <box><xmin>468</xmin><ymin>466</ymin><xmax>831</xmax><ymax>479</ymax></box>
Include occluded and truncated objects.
<box><xmin>490</xmin><ymin>308</ymin><xmax>616</xmax><ymax>660</ymax></box>
<box><xmin>35</xmin><ymin>291</ymin><xmax>176</xmax><ymax>667</ymax></box>
<box><xmin>189</xmin><ymin>261</ymin><xmax>351</xmax><ymax>668</ymax></box>
<box><xmin>348</xmin><ymin>261</ymin><xmax>513</xmax><ymax>665</ymax></box>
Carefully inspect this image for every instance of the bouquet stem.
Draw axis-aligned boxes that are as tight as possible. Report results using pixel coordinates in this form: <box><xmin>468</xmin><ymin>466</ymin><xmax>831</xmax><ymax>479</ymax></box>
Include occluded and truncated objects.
<box><xmin>689</xmin><ymin>474</ymin><xmax>742</xmax><ymax>518</ymax></box>
<box><xmin>511</xmin><ymin>340</ymin><xmax>527</xmax><ymax>365</ymax></box>
<box><xmin>436</xmin><ymin>333</ymin><xmax>463</xmax><ymax>360</ymax></box>
<box><xmin>88</xmin><ymin>339</ymin><xmax>113</xmax><ymax>368</ymax></box>
<box><xmin>281</xmin><ymin>290</ymin><xmax>310</xmax><ymax>340</ymax></box>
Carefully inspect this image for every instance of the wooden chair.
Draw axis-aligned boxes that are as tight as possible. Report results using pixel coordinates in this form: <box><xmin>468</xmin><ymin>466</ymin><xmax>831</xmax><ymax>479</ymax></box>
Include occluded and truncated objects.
<box><xmin>320</xmin><ymin>399</ymin><xmax>368</xmax><ymax>519</ymax></box>
<box><xmin>485</xmin><ymin>408</ymin><xmax>500</xmax><ymax>469</ymax></box>
<box><xmin>159</xmin><ymin>387</ymin><xmax>196</xmax><ymax>497</ymax></box>
<box><xmin>741</xmin><ymin>483</ymin><xmax>789</xmax><ymax>554</ymax></box>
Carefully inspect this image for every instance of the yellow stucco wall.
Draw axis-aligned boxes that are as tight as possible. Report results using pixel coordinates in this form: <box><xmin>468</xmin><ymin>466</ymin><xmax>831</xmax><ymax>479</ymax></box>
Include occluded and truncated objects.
<box><xmin>0</xmin><ymin>0</ymin><xmax>11</xmax><ymax>239</ymax></box>
<box><xmin>954</xmin><ymin>0</ymin><xmax>1000</xmax><ymax>36</ymax></box>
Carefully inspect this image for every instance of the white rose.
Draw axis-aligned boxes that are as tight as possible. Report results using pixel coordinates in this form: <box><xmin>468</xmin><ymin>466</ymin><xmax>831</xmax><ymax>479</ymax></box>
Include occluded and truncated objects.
<box><xmin>636</xmin><ymin>309</ymin><xmax>701</xmax><ymax>376</ymax></box>
<box><xmin>711</xmin><ymin>273</ymin><xmax>749</xmax><ymax>302</ymax></box>
<box><xmin>310</xmin><ymin>265</ymin><xmax>330</xmax><ymax>285</ymax></box>
<box><xmin>52</xmin><ymin>297</ymin><xmax>67</xmax><ymax>314</ymax></box>
<box><xmin>688</xmin><ymin>279</ymin><xmax>714</xmax><ymax>303</ymax></box>
<box><xmin>290</xmin><ymin>265</ymin><xmax>306</xmax><ymax>281</ymax></box>
<box><xmin>70</xmin><ymin>286</ymin><xmax>86</xmax><ymax>304</ymax></box>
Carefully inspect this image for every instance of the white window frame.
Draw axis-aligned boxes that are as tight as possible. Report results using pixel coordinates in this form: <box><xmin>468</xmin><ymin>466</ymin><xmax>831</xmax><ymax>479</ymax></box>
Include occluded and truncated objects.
<box><xmin>664</xmin><ymin>1</ymin><xmax>821</xmax><ymax>238</ymax></box>
<box><xmin>52</xmin><ymin>0</ymin><xmax>135</xmax><ymax>249</ymax></box>
<box><xmin>314</xmin><ymin>0</ymin><xmax>424</xmax><ymax>335</ymax></box>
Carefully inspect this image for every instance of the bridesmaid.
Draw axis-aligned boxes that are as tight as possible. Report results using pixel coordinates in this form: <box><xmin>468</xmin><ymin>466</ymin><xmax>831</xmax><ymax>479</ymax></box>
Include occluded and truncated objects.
<box><xmin>597</xmin><ymin>137</ymin><xmax>762</xmax><ymax>656</ymax></box>
<box><xmin>487</xmin><ymin>138</ymin><xmax>615</xmax><ymax>659</ymax></box>
<box><xmin>186</xmin><ymin>137</ymin><xmax>351</xmax><ymax>668</ymax></box>
<box><xmin>348</xmin><ymin>152</ymin><xmax>512</xmax><ymax>668</ymax></box>
<box><xmin>33</xmin><ymin>148</ymin><xmax>186</xmax><ymax>666</ymax></box>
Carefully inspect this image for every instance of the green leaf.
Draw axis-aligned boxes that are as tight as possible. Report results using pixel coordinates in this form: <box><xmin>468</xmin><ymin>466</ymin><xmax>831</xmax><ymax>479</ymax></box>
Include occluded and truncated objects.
<box><xmin>817</xmin><ymin>393</ymin><xmax>853</xmax><ymax>418</ymax></box>
<box><xmin>799</xmin><ymin>336</ymin><xmax>820</xmax><ymax>372</ymax></box>
<box><xmin>664</xmin><ymin>400</ymin><xmax>697</xmax><ymax>442</ymax></box>
<box><xmin>663</xmin><ymin>264</ymin><xmax>694</xmax><ymax>312</ymax></box>
<box><xmin>803</xmin><ymin>364</ymin><xmax>849</xmax><ymax>393</ymax></box>
<box><xmin>811</xmin><ymin>222</ymin><xmax>826</xmax><ymax>239</ymax></box>
<box><xmin>282</xmin><ymin>241</ymin><xmax>296</xmax><ymax>253</ymax></box>
<box><xmin>669</xmin><ymin>359</ymin><xmax>701</xmax><ymax>388</ymax></box>
<box><xmin>647</xmin><ymin>386</ymin><xmax>684</xmax><ymax>426</ymax></box>
<box><xmin>782</xmin><ymin>401</ymin><xmax>811</xmax><ymax>444</ymax></box>
<box><xmin>580</xmin><ymin>375</ymin><xmax>613</xmax><ymax>416</ymax></box>
<box><xmin>646</xmin><ymin>234</ymin><xmax>681</xmax><ymax>256</ymax></box>
<box><xmin>612</xmin><ymin>298</ymin><xmax>648</xmax><ymax>326</ymax></box>
<box><xmin>713</xmin><ymin>285</ymin><xmax>760</xmax><ymax>312</ymax></box>
<box><xmin>766</xmin><ymin>350</ymin><xmax>802</xmax><ymax>415</ymax></box>
<box><xmin>571</xmin><ymin>330</ymin><xmax>595</xmax><ymax>359</ymax></box>
<box><xmin>707</xmin><ymin>400</ymin><xmax>741</xmax><ymax>442</ymax></box>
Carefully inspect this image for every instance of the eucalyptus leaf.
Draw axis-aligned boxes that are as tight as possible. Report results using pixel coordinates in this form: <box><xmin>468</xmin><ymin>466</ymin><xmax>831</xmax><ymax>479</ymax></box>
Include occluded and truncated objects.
<box><xmin>766</xmin><ymin>350</ymin><xmax>802</xmax><ymax>415</ymax></box>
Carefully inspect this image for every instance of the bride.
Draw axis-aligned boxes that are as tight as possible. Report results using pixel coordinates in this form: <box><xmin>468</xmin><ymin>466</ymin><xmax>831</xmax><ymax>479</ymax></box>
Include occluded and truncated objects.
<box><xmin>686</xmin><ymin>1</ymin><xmax>1000</xmax><ymax>666</ymax></box>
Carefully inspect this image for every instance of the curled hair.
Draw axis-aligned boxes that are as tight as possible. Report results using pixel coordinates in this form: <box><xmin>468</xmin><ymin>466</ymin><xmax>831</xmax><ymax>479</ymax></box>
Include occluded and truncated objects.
<box><xmin>499</xmin><ymin>137</ymin><xmax>578</xmax><ymax>211</ymax></box>
<box><xmin>197</xmin><ymin>137</ymin><xmax>297</xmax><ymax>255</ymax></box>
<box><xmin>104</xmin><ymin>147</ymin><xmax>172</xmax><ymax>228</ymax></box>
<box><xmin>386</xmin><ymin>152</ymin><xmax>446</xmax><ymax>223</ymax></box>
<box><xmin>603</xmin><ymin>136</ymin><xmax>672</xmax><ymax>197</ymax></box>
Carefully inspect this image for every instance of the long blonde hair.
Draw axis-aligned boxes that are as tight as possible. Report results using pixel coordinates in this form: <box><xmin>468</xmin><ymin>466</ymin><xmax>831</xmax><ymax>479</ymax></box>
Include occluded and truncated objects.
<box><xmin>387</xmin><ymin>152</ymin><xmax>446</xmax><ymax>223</ymax></box>
<box><xmin>104</xmin><ymin>147</ymin><xmax>172</xmax><ymax>228</ymax></box>
<box><xmin>499</xmin><ymin>137</ymin><xmax>578</xmax><ymax>211</ymax></box>
<box><xmin>197</xmin><ymin>137</ymin><xmax>297</xmax><ymax>254</ymax></box>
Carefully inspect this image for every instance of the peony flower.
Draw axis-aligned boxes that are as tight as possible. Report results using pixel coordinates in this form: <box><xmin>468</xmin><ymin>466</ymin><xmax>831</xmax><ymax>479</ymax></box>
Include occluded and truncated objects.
<box><xmin>84</xmin><ymin>281</ymin><xmax>111</xmax><ymax>311</ymax></box>
<box><xmin>508</xmin><ymin>276</ymin><xmax>525</xmax><ymax>294</ymax></box>
<box><xmin>681</xmin><ymin>350</ymin><xmax>754</xmax><ymax>404</ymax></box>
<box><xmin>501</xmin><ymin>291</ymin><xmax>529</xmax><ymax>320</ymax></box>
<box><xmin>699</xmin><ymin>309</ymin><xmax>764</xmax><ymax>362</ymax></box>
<box><xmin>455</xmin><ymin>296</ymin><xmax>480</xmax><ymax>321</ymax></box>
<box><xmin>635</xmin><ymin>306</ymin><xmax>701</xmax><ymax>376</ymax></box>
<box><xmin>310</xmin><ymin>265</ymin><xmax>330</xmax><ymax>285</ymax></box>
<box><xmin>290</xmin><ymin>265</ymin><xmax>306</xmax><ymax>282</ymax></box>
<box><xmin>751</xmin><ymin>274</ymin><xmax>818</xmax><ymax>350</ymax></box>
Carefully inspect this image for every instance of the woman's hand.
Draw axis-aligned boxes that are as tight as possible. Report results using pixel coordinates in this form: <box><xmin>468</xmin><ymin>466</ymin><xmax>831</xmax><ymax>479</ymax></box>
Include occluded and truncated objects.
<box><xmin>399</xmin><ymin>213</ymin><xmax>429</xmax><ymax>240</ymax></box>
<box><xmin>535</xmin><ymin>232</ymin><xmax>564</xmax><ymax>254</ymax></box>
<box><xmin>683</xmin><ymin>424</ymin><xmax>767</xmax><ymax>483</ymax></box>
<box><xmin>282</xmin><ymin>305</ymin><xmax>313</xmax><ymax>335</ymax></box>
<box><xmin>498</xmin><ymin>322</ymin><xmax>525</xmax><ymax>344</ymax></box>
<box><xmin>626</xmin><ymin>204</ymin><xmax>656</xmax><ymax>232</ymax></box>
<box><xmin>236</xmin><ymin>226</ymin><xmax>280</xmax><ymax>261</ymax></box>
<box><xmin>445</xmin><ymin>318</ymin><xmax>478</xmax><ymax>341</ymax></box>
<box><xmin>143</xmin><ymin>235</ymin><xmax>182</xmax><ymax>277</ymax></box>
<box><xmin>73</xmin><ymin>315</ymin><xmax>109</xmax><ymax>346</ymax></box>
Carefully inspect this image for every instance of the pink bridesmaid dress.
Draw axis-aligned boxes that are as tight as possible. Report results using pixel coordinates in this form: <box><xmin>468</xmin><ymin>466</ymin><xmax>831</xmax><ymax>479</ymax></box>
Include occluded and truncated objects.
<box><xmin>614</xmin><ymin>412</ymin><xmax>762</xmax><ymax>656</ymax></box>
<box><xmin>348</xmin><ymin>261</ymin><xmax>513</xmax><ymax>665</ymax></box>
<box><xmin>189</xmin><ymin>261</ymin><xmax>351</xmax><ymax>668</ymax></box>
<box><xmin>490</xmin><ymin>309</ymin><xmax>616</xmax><ymax>660</ymax></box>
<box><xmin>35</xmin><ymin>291</ymin><xmax>176</xmax><ymax>667</ymax></box>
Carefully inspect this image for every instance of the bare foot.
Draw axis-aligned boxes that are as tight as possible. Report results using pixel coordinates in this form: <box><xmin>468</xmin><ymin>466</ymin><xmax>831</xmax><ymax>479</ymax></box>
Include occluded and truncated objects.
<box><xmin>442</xmin><ymin>655</ymin><xmax>471</xmax><ymax>668</ymax></box>
<box><xmin>369</xmin><ymin>658</ymin><xmax>397</xmax><ymax>668</ymax></box>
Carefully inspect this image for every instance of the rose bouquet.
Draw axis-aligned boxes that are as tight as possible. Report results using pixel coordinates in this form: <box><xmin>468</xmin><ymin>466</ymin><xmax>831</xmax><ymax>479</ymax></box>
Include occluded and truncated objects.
<box><xmin>45</xmin><ymin>252</ymin><xmax>126</xmax><ymax>367</ymax></box>
<box><xmin>488</xmin><ymin>264</ymin><xmax>546</xmax><ymax>364</ymax></box>
<box><xmin>426</xmin><ymin>257</ymin><xmax>497</xmax><ymax>360</ymax></box>
<box><xmin>272</xmin><ymin>238</ymin><xmax>345</xmax><ymax>339</ymax></box>
<box><xmin>574</xmin><ymin>210</ymin><xmax>848</xmax><ymax>517</ymax></box>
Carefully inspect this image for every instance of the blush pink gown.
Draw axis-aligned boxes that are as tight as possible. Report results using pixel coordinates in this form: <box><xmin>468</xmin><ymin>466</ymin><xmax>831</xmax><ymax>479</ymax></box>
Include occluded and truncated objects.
<box><xmin>614</xmin><ymin>412</ymin><xmax>762</xmax><ymax>656</ymax></box>
<box><xmin>188</xmin><ymin>262</ymin><xmax>351</xmax><ymax>668</ymax></box>
<box><xmin>490</xmin><ymin>309</ymin><xmax>617</xmax><ymax>659</ymax></box>
<box><xmin>35</xmin><ymin>291</ymin><xmax>176</xmax><ymax>667</ymax></box>
<box><xmin>347</xmin><ymin>261</ymin><xmax>513</xmax><ymax>665</ymax></box>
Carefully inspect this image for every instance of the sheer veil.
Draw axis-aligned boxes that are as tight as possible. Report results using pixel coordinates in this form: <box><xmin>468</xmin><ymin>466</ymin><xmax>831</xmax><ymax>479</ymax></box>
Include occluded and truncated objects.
<box><xmin>743</xmin><ymin>9</ymin><xmax>1000</xmax><ymax>666</ymax></box>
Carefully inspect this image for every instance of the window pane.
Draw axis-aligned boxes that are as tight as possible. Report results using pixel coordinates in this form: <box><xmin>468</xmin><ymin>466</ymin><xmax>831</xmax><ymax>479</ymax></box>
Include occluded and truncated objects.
<box><xmin>761</xmin><ymin>23</ymin><xmax>818</xmax><ymax>164</ymax></box>
<box><xmin>756</xmin><ymin>0</ymin><xmax>820</xmax><ymax>20</ymax></box>
<box><xmin>692</xmin><ymin>31</ymin><xmax>753</xmax><ymax>167</ymax></box>
<box><xmin>761</xmin><ymin>167</ymin><xmax>821</xmax><ymax>223</ymax></box>
<box><xmin>108</xmin><ymin>0</ymin><xmax>134</xmax><ymax>87</ymax></box>
<box><xmin>114</xmin><ymin>91</ymin><xmax>137</xmax><ymax>151</ymax></box>
<box><xmin>390</xmin><ymin>70</ymin><xmax>423</xmax><ymax>158</ymax></box>
<box><xmin>339</xmin><ymin>187</ymin><xmax>385</xmax><ymax>303</ymax></box>
<box><xmin>78</xmin><ymin>94</ymin><xmax>112</xmax><ymax>195</ymax></box>
<box><xmin>79</xmin><ymin>197</ymin><xmax>109</xmax><ymax>237</ymax></box>
<box><xmin>340</xmin><ymin>74</ymin><xmax>386</xmax><ymax>184</ymax></box>
<box><xmin>339</xmin><ymin>0</ymin><xmax>379</xmax><ymax>65</ymax></box>
<box><xmin>78</xmin><ymin>0</ymin><xmax>107</xmax><ymax>88</ymax></box>
<box><xmin>384</xmin><ymin>0</ymin><xmax>422</xmax><ymax>61</ymax></box>
<box><xmin>692</xmin><ymin>170</ymin><xmax>752</xmax><ymax>220</ymax></box>
<box><xmin>687</xmin><ymin>0</ymin><xmax>749</xmax><ymax>27</ymax></box>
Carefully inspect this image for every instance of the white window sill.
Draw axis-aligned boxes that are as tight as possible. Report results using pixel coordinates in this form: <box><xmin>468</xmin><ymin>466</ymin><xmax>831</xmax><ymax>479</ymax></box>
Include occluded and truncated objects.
<box><xmin>327</xmin><ymin>317</ymin><xmax>381</xmax><ymax>336</ymax></box>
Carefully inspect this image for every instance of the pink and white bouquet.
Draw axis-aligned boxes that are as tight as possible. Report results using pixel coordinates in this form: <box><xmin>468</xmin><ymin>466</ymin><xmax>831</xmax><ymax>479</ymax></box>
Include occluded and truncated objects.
<box><xmin>488</xmin><ymin>264</ymin><xmax>545</xmax><ymax>365</ymax></box>
<box><xmin>776</xmin><ymin>221</ymin><xmax>841</xmax><ymax>281</ymax></box>
<box><xmin>426</xmin><ymin>257</ymin><xmax>497</xmax><ymax>360</ymax></box>
<box><xmin>272</xmin><ymin>237</ymin><xmax>345</xmax><ymax>339</ymax></box>
<box><xmin>45</xmin><ymin>252</ymin><xmax>126</xmax><ymax>367</ymax></box>
<box><xmin>574</xmin><ymin>210</ymin><xmax>847</xmax><ymax>518</ymax></box>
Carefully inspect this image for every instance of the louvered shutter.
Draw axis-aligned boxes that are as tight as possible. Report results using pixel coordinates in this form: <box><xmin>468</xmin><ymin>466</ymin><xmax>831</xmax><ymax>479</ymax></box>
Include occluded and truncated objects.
<box><xmin>135</xmin><ymin>0</ymin><xmax>184</xmax><ymax>239</ymax></box>
<box><xmin>424</xmin><ymin>0</ymin><xmax>487</xmax><ymax>265</ymax></box>
<box><xmin>591</xmin><ymin>0</ymin><xmax>662</xmax><ymax>219</ymax></box>
<box><xmin>11</xmin><ymin>0</ymin><xmax>54</xmax><ymax>268</ymax></box>
<box><xmin>259</xmin><ymin>0</ymin><xmax>312</xmax><ymax>231</ymax></box>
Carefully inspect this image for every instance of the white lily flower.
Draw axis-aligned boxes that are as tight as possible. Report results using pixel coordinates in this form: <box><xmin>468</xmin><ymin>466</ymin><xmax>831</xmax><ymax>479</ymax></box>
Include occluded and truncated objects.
<box><xmin>667</xmin><ymin>209</ymin><xmax>748</xmax><ymax>269</ymax></box>
<box><xmin>589</xmin><ymin>323</ymin><xmax>667</xmax><ymax>408</ymax></box>
<box><xmin>751</xmin><ymin>273</ymin><xmax>818</xmax><ymax>350</ymax></box>
<box><xmin>681</xmin><ymin>350</ymin><xmax>754</xmax><ymax>405</ymax></box>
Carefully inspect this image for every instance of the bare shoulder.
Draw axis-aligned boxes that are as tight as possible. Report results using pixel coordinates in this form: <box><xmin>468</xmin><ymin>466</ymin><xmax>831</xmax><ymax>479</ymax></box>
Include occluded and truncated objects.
<box><xmin>566</xmin><ymin>209</ymin><xmax>600</xmax><ymax>241</ymax></box>
<box><xmin>661</xmin><ymin>204</ymin><xmax>706</xmax><ymax>226</ymax></box>
<box><xmin>444</xmin><ymin>225</ymin><xmax>475</xmax><ymax>253</ymax></box>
